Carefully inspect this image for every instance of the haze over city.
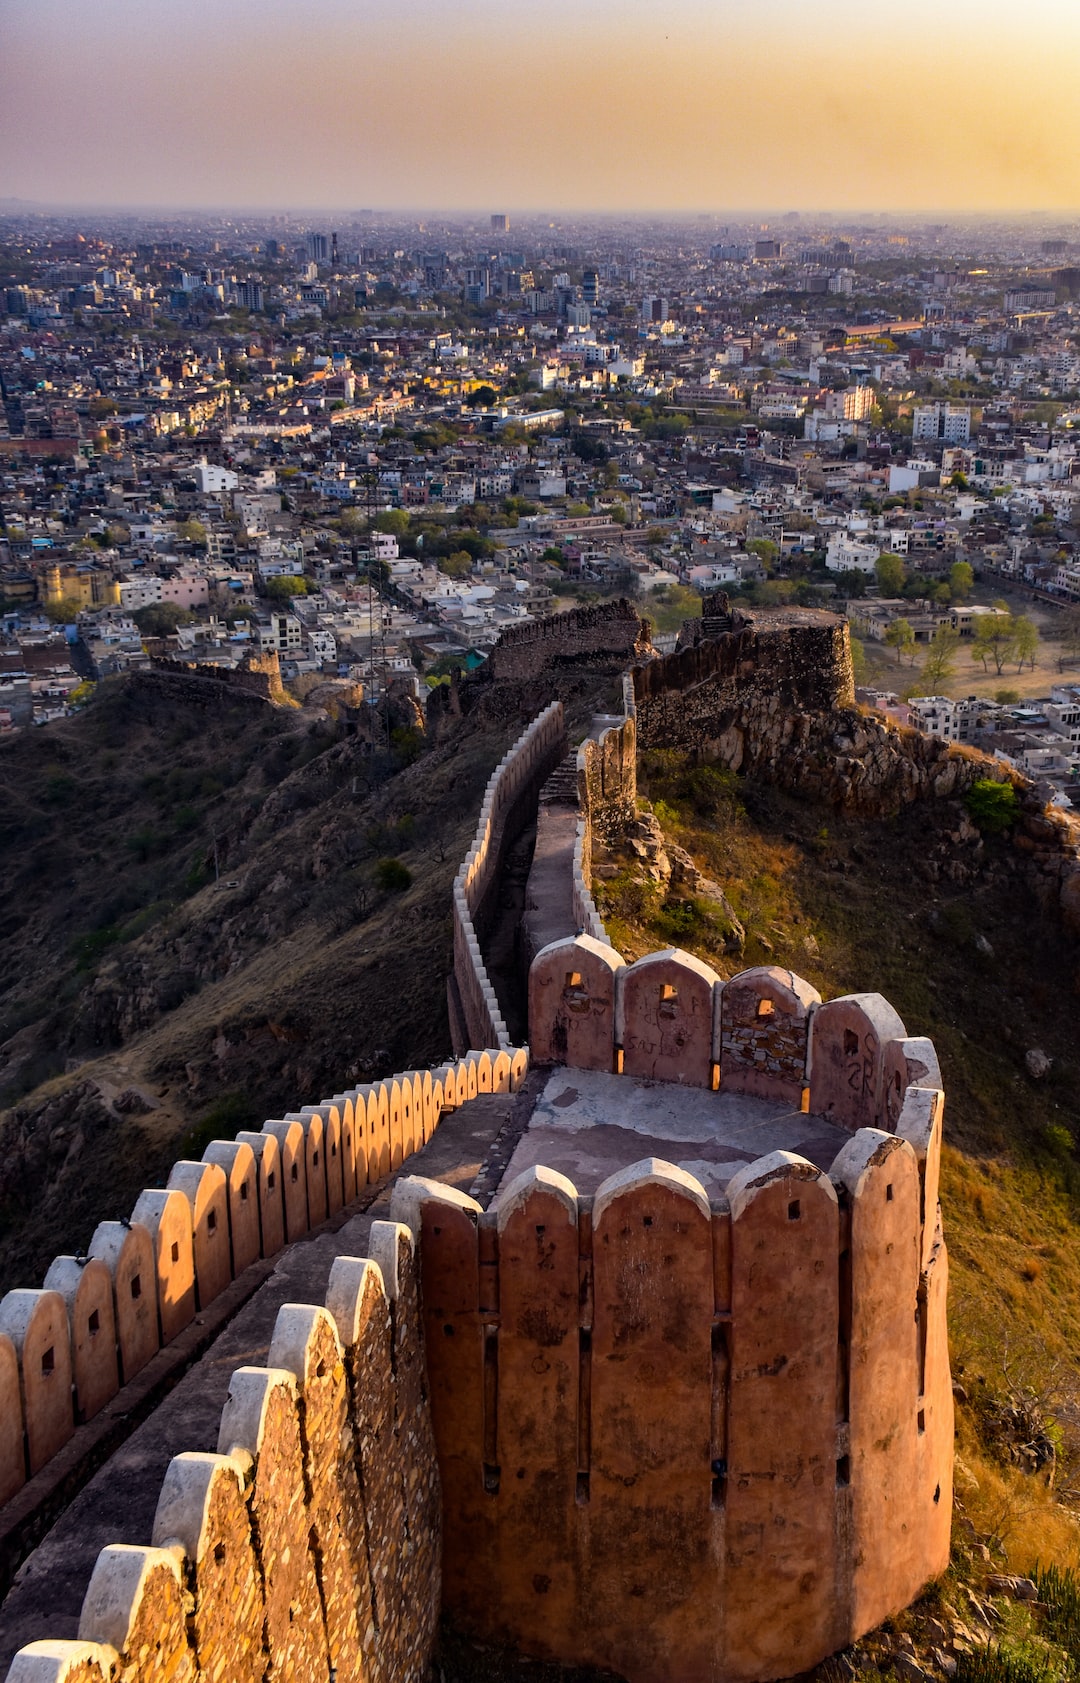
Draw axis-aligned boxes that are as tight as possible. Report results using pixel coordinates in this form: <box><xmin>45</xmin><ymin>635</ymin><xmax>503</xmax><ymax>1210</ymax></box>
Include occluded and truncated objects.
<box><xmin>3</xmin><ymin>0</ymin><xmax>1080</xmax><ymax>212</ymax></box>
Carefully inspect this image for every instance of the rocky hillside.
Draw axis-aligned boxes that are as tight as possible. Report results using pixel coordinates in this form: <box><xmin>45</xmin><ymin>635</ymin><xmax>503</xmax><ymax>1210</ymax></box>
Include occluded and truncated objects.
<box><xmin>0</xmin><ymin>674</ymin><xmax>512</xmax><ymax>1291</ymax></box>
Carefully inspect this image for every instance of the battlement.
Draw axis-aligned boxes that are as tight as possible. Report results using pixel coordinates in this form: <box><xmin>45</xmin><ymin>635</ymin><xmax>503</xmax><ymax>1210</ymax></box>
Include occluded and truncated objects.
<box><xmin>0</xmin><ymin>1048</ymin><xmax>527</xmax><ymax>1532</ymax></box>
<box><xmin>402</xmin><ymin>1106</ymin><xmax>950</xmax><ymax>1682</ymax></box>
<box><xmin>481</xmin><ymin>599</ymin><xmax>650</xmax><ymax>685</ymax></box>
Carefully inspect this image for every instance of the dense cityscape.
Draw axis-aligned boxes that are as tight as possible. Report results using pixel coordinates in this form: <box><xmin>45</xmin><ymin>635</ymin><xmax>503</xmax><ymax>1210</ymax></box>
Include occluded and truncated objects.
<box><xmin>2</xmin><ymin>206</ymin><xmax>1080</xmax><ymax>803</ymax></box>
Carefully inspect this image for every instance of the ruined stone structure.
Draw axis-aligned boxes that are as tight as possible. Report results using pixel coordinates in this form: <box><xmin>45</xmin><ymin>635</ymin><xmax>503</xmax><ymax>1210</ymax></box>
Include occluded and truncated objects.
<box><xmin>482</xmin><ymin>599</ymin><xmax>651</xmax><ymax>685</ymax></box>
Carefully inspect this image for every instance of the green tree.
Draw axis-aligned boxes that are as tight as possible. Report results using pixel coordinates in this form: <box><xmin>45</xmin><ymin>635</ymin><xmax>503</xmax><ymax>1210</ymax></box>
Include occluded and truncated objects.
<box><xmin>949</xmin><ymin>561</ymin><xmax>974</xmax><ymax>601</ymax></box>
<box><xmin>439</xmin><ymin>550</ymin><xmax>473</xmax><ymax>578</ymax></box>
<box><xmin>964</xmin><ymin>779</ymin><xmax>1019</xmax><ymax>834</ymax></box>
<box><xmin>921</xmin><ymin>625</ymin><xmax>961</xmax><ymax>690</ymax></box>
<box><xmin>374</xmin><ymin>509</ymin><xmax>409</xmax><ymax>536</ymax></box>
<box><xmin>884</xmin><ymin>617</ymin><xmax>916</xmax><ymax>665</ymax></box>
<box><xmin>747</xmin><ymin>538</ymin><xmax>778</xmax><ymax>573</ymax></box>
<box><xmin>974</xmin><ymin>614</ymin><xmax>1018</xmax><ymax>675</ymax></box>
<box><xmin>875</xmin><ymin>552</ymin><xmax>906</xmax><ymax>596</ymax></box>
<box><xmin>464</xmin><ymin>384</ymin><xmax>497</xmax><ymax>408</ymax></box>
<box><xmin>178</xmin><ymin>518</ymin><xmax>208</xmax><ymax>548</ymax></box>
<box><xmin>265</xmin><ymin>575</ymin><xmax>310</xmax><ymax>600</ymax></box>
<box><xmin>43</xmin><ymin>596</ymin><xmax>83</xmax><ymax>623</ymax></box>
<box><xmin>1012</xmin><ymin>614</ymin><xmax>1039</xmax><ymax>671</ymax></box>
<box><xmin>850</xmin><ymin>635</ymin><xmax>868</xmax><ymax>686</ymax></box>
<box><xmin>1058</xmin><ymin>606</ymin><xmax>1080</xmax><ymax>671</ymax></box>
<box><xmin>132</xmin><ymin>603</ymin><xmax>195</xmax><ymax>637</ymax></box>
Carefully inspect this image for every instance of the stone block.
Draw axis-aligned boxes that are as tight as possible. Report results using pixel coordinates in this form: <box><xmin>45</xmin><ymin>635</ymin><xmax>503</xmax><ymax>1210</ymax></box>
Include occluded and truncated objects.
<box><xmin>201</xmin><ymin>1140</ymin><xmax>261</xmax><ymax>1277</ymax></box>
<box><xmin>166</xmin><ymin>1162</ymin><xmax>231</xmax><ymax>1312</ymax></box>
<box><xmin>129</xmin><ymin>1191</ymin><xmax>196</xmax><ymax>1347</ymax></box>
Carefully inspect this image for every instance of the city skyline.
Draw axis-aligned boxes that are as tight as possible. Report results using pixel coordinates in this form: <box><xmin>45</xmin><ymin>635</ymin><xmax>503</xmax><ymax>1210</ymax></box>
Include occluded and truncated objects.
<box><xmin>3</xmin><ymin>0</ymin><xmax>1080</xmax><ymax>215</ymax></box>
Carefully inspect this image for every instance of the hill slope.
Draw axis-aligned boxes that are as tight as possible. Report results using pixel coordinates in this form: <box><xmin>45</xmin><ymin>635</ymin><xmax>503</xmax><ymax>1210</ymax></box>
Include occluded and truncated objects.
<box><xmin>0</xmin><ymin>676</ymin><xmax>511</xmax><ymax>1290</ymax></box>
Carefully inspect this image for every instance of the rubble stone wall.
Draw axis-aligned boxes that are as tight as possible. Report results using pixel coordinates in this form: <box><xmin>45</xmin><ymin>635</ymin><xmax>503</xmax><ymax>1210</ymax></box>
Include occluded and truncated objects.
<box><xmin>483</xmin><ymin>599</ymin><xmax>650</xmax><ymax>685</ymax></box>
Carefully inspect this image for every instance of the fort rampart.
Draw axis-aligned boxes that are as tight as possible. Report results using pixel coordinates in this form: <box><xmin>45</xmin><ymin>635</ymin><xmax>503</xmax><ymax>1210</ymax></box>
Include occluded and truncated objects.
<box><xmin>3</xmin><ymin>1221</ymin><xmax>441</xmax><ymax>1683</ymax></box>
<box><xmin>0</xmin><ymin>1047</ymin><xmax>527</xmax><ymax>1532</ymax></box>
<box><xmin>451</xmin><ymin>701</ymin><xmax>567</xmax><ymax>1049</ymax></box>
<box><xmin>406</xmin><ymin>942</ymin><xmax>951</xmax><ymax>1683</ymax></box>
<box><xmin>482</xmin><ymin>599</ymin><xmax>649</xmax><ymax>685</ymax></box>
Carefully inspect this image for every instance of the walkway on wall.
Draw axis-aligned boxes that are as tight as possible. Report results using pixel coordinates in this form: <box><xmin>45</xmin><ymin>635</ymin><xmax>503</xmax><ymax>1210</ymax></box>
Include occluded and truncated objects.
<box><xmin>521</xmin><ymin>714</ymin><xmax>620</xmax><ymax>969</ymax></box>
<box><xmin>0</xmin><ymin>1091</ymin><xmax>521</xmax><ymax>1673</ymax></box>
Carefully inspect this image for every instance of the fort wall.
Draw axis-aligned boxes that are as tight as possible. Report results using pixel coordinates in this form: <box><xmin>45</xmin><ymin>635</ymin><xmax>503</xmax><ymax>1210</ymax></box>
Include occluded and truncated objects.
<box><xmin>3</xmin><ymin>1222</ymin><xmax>441</xmax><ymax>1683</ymax></box>
<box><xmin>572</xmin><ymin>672</ymin><xmax>636</xmax><ymax>945</ymax></box>
<box><xmin>452</xmin><ymin>701</ymin><xmax>567</xmax><ymax>1050</ymax></box>
<box><xmin>398</xmin><ymin>1086</ymin><xmax>950</xmax><ymax>1683</ymax></box>
<box><xmin>482</xmin><ymin>599</ymin><xmax>649</xmax><ymax>685</ymax></box>
<box><xmin>0</xmin><ymin>1048</ymin><xmax>528</xmax><ymax>1520</ymax></box>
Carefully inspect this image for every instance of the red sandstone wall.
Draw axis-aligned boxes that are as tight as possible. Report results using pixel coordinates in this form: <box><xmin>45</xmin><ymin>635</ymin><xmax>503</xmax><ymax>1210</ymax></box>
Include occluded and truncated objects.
<box><xmin>0</xmin><ymin>1048</ymin><xmax>528</xmax><ymax>1513</ymax></box>
<box><xmin>397</xmin><ymin>1108</ymin><xmax>951</xmax><ymax>1683</ymax></box>
<box><xmin>3</xmin><ymin>1224</ymin><xmax>441</xmax><ymax>1683</ymax></box>
<box><xmin>452</xmin><ymin>702</ymin><xmax>568</xmax><ymax>1051</ymax></box>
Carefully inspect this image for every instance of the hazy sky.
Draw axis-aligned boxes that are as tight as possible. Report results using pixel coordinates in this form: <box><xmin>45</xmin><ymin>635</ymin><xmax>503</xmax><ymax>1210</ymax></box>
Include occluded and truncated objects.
<box><xmin>3</xmin><ymin>0</ymin><xmax>1080</xmax><ymax>214</ymax></box>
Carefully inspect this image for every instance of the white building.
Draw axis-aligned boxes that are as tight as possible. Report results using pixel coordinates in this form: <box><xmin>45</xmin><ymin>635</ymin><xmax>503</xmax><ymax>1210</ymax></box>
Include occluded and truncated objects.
<box><xmin>825</xmin><ymin>533</ymin><xmax>881</xmax><ymax>575</ymax></box>
<box><xmin>908</xmin><ymin>694</ymin><xmax>982</xmax><ymax>743</ymax></box>
<box><xmin>912</xmin><ymin>404</ymin><xmax>971</xmax><ymax>445</ymax></box>
<box><xmin>192</xmin><ymin>459</ymin><xmax>239</xmax><ymax>495</ymax></box>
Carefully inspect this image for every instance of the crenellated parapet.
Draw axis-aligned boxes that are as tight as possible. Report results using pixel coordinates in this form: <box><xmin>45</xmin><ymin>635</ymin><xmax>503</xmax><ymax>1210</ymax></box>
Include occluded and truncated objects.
<box><xmin>0</xmin><ymin>1048</ymin><xmax>528</xmax><ymax>1520</ymax></box>
<box><xmin>451</xmin><ymin>701</ymin><xmax>567</xmax><ymax>1049</ymax></box>
<box><xmin>395</xmin><ymin>1082</ymin><xmax>951</xmax><ymax>1683</ymax></box>
<box><xmin>3</xmin><ymin>1222</ymin><xmax>441</xmax><ymax>1683</ymax></box>
<box><xmin>528</xmin><ymin>936</ymin><xmax>941</xmax><ymax>1121</ymax></box>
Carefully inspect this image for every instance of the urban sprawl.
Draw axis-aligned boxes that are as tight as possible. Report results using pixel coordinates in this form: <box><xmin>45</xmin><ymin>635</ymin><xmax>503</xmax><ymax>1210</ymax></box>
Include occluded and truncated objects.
<box><xmin>2</xmin><ymin>209</ymin><xmax>1080</xmax><ymax>805</ymax></box>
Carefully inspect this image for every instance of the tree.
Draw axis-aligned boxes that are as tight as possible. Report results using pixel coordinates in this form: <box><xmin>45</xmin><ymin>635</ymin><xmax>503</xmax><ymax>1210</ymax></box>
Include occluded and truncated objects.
<box><xmin>374</xmin><ymin>509</ymin><xmax>409</xmax><ymax>536</ymax></box>
<box><xmin>973</xmin><ymin>614</ymin><xmax>1017</xmax><ymax>675</ymax></box>
<box><xmin>920</xmin><ymin>625</ymin><xmax>961</xmax><ymax>690</ymax></box>
<box><xmin>132</xmin><ymin>603</ymin><xmax>194</xmax><ymax>637</ymax></box>
<box><xmin>747</xmin><ymin>538</ymin><xmax>778</xmax><ymax>573</ymax></box>
<box><xmin>949</xmin><ymin>560</ymin><xmax>974</xmax><ymax>601</ymax></box>
<box><xmin>1058</xmin><ymin>606</ymin><xmax>1080</xmax><ymax>671</ymax></box>
<box><xmin>964</xmin><ymin>778</ymin><xmax>1019</xmax><ymax>835</ymax></box>
<box><xmin>464</xmin><ymin>384</ymin><xmax>497</xmax><ymax>408</ymax></box>
<box><xmin>875</xmin><ymin>552</ymin><xmax>906</xmax><ymax>596</ymax></box>
<box><xmin>850</xmin><ymin>635</ymin><xmax>868</xmax><ymax>686</ymax></box>
<box><xmin>439</xmin><ymin>551</ymin><xmax>473</xmax><ymax>578</ymax></box>
<box><xmin>837</xmin><ymin>568</ymin><xmax>867</xmax><ymax>599</ymax></box>
<box><xmin>1012</xmin><ymin>614</ymin><xmax>1039</xmax><ymax>671</ymax></box>
<box><xmin>43</xmin><ymin>596</ymin><xmax>83</xmax><ymax>623</ymax></box>
<box><xmin>265</xmin><ymin>575</ymin><xmax>310</xmax><ymax>600</ymax></box>
<box><xmin>177</xmin><ymin>518</ymin><xmax>207</xmax><ymax>548</ymax></box>
<box><xmin>884</xmin><ymin>617</ymin><xmax>916</xmax><ymax>665</ymax></box>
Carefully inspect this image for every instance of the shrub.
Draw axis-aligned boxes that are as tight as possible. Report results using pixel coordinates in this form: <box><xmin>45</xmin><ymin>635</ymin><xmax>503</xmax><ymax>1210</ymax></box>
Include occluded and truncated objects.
<box><xmin>375</xmin><ymin>857</ymin><xmax>412</xmax><ymax>892</ymax></box>
<box><xmin>965</xmin><ymin>778</ymin><xmax>1020</xmax><ymax>835</ymax></box>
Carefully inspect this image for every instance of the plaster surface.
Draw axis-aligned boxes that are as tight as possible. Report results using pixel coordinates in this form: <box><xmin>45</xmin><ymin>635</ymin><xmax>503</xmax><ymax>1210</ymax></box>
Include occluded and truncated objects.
<box><xmin>493</xmin><ymin>1067</ymin><xmax>850</xmax><ymax>1202</ymax></box>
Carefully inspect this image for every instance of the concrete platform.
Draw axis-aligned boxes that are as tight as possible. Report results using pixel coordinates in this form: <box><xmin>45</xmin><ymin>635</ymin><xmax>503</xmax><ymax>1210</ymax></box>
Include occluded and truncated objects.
<box><xmin>492</xmin><ymin>1067</ymin><xmax>852</xmax><ymax>1204</ymax></box>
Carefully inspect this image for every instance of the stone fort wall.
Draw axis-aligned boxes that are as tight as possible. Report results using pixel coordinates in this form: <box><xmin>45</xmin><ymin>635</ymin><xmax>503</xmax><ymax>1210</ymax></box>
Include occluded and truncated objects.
<box><xmin>452</xmin><ymin>701</ymin><xmax>567</xmax><ymax>1051</ymax></box>
<box><xmin>3</xmin><ymin>1220</ymin><xmax>441</xmax><ymax>1683</ymax></box>
<box><xmin>482</xmin><ymin>599</ymin><xmax>650</xmax><ymax>686</ymax></box>
<box><xmin>404</xmin><ymin>945</ymin><xmax>951</xmax><ymax>1683</ymax></box>
<box><xmin>0</xmin><ymin>1047</ymin><xmax>527</xmax><ymax>1537</ymax></box>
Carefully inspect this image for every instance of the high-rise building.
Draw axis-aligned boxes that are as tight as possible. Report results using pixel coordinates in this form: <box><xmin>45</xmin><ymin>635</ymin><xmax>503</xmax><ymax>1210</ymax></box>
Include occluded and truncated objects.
<box><xmin>491</xmin><ymin>214</ymin><xmax>509</xmax><ymax>233</ymax></box>
<box><xmin>582</xmin><ymin>269</ymin><xmax>599</xmax><ymax>306</ymax></box>
<box><xmin>307</xmin><ymin>232</ymin><xmax>330</xmax><ymax>264</ymax></box>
